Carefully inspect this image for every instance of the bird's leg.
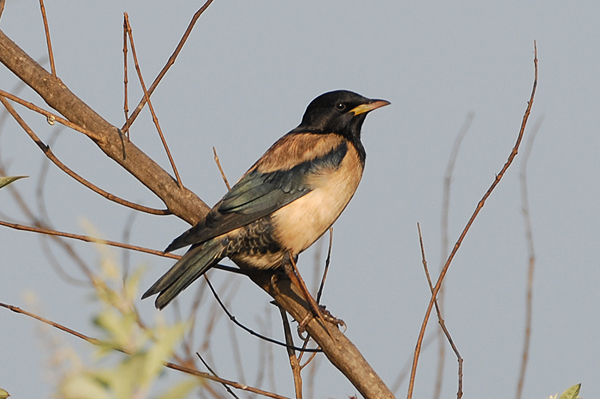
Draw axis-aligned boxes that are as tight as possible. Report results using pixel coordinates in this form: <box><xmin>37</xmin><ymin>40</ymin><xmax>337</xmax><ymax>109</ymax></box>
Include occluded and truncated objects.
<box><xmin>283</xmin><ymin>251</ymin><xmax>333</xmax><ymax>338</ymax></box>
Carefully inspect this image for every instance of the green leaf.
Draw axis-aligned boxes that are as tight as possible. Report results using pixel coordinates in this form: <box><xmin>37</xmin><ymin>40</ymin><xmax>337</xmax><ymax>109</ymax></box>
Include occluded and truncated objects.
<box><xmin>140</xmin><ymin>322</ymin><xmax>188</xmax><ymax>388</ymax></box>
<box><xmin>559</xmin><ymin>383</ymin><xmax>581</xmax><ymax>399</ymax></box>
<box><xmin>0</xmin><ymin>176</ymin><xmax>28</xmax><ymax>189</ymax></box>
<box><xmin>59</xmin><ymin>374</ymin><xmax>111</xmax><ymax>399</ymax></box>
<box><xmin>93</xmin><ymin>309</ymin><xmax>141</xmax><ymax>356</ymax></box>
<box><xmin>124</xmin><ymin>266</ymin><xmax>146</xmax><ymax>302</ymax></box>
<box><xmin>0</xmin><ymin>388</ymin><xmax>10</xmax><ymax>398</ymax></box>
<box><xmin>155</xmin><ymin>378</ymin><xmax>202</xmax><ymax>399</ymax></box>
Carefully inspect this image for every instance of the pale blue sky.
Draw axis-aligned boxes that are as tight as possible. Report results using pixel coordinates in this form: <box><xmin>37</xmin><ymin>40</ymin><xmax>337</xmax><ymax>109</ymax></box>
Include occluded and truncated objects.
<box><xmin>1</xmin><ymin>1</ymin><xmax>599</xmax><ymax>398</ymax></box>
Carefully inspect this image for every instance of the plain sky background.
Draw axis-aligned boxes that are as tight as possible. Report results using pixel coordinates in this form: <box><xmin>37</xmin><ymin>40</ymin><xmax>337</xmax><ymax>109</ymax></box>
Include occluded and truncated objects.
<box><xmin>1</xmin><ymin>1</ymin><xmax>599</xmax><ymax>398</ymax></box>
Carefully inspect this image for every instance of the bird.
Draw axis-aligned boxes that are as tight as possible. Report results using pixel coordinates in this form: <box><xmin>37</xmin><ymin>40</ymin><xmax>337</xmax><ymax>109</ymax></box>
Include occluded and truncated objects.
<box><xmin>142</xmin><ymin>90</ymin><xmax>390</xmax><ymax>310</ymax></box>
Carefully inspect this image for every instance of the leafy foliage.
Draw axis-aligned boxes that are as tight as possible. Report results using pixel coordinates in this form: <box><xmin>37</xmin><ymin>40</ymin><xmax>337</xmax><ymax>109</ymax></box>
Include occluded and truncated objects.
<box><xmin>55</xmin><ymin>252</ymin><xmax>201</xmax><ymax>399</ymax></box>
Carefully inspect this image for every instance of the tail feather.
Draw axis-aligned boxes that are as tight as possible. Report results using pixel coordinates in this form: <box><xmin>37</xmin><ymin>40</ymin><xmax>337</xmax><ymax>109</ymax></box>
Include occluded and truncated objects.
<box><xmin>142</xmin><ymin>239</ymin><xmax>226</xmax><ymax>309</ymax></box>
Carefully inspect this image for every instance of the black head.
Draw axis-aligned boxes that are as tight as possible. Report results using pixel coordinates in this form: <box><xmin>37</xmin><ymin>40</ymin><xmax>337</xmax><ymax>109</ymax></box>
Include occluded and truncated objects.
<box><xmin>296</xmin><ymin>90</ymin><xmax>390</xmax><ymax>140</ymax></box>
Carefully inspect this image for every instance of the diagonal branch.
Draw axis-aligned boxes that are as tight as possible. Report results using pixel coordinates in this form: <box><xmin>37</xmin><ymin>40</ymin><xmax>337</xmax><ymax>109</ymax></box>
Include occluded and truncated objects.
<box><xmin>0</xmin><ymin>28</ymin><xmax>209</xmax><ymax>224</ymax></box>
<box><xmin>417</xmin><ymin>224</ymin><xmax>463</xmax><ymax>399</ymax></box>
<box><xmin>406</xmin><ymin>42</ymin><xmax>539</xmax><ymax>399</ymax></box>
<box><xmin>0</xmin><ymin>95</ymin><xmax>169</xmax><ymax>215</ymax></box>
<box><xmin>124</xmin><ymin>13</ymin><xmax>183</xmax><ymax>188</ymax></box>
<box><xmin>123</xmin><ymin>0</ymin><xmax>214</xmax><ymax>131</ymax></box>
<box><xmin>0</xmin><ymin>89</ymin><xmax>102</xmax><ymax>141</ymax></box>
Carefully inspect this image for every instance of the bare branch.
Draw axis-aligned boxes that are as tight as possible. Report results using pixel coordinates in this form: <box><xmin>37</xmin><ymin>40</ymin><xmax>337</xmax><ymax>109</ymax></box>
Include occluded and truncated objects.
<box><xmin>123</xmin><ymin>0</ymin><xmax>214</xmax><ymax>131</ymax></box>
<box><xmin>515</xmin><ymin>116</ymin><xmax>544</xmax><ymax>399</ymax></box>
<box><xmin>278</xmin><ymin>305</ymin><xmax>303</xmax><ymax>399</ymax></box>
<box><xmin>38</xmin><ymin>0</ymin><xmax>56</xmax><ymax>76</ymax></box>
<box><xmin>0</xmin><ymin>89</ymin><xmax>102</xmax><ymax>141</ymax></box>
<box><xmin>316</xmin><ymin>227</ymin><xmax>333</xmax><ymax>304</ymax></box>
<box><xmin>0</xmin><ymin>161</ymin><xmax>95</xmax><ymax>282</ymax></box>
<box><xmin>213</xmin><ymin>146</ymin><xmax>231</xmax><ymax>190</ymax></box>
<box><xmin>196</xmin><ymin>351</ymin><xmax>241</xmax><ymax>399</ymax></box>
<box><xmin>416</xmin><ymin>224</ymin><xmax>463</xmax><ymax>399</ymax></box>
<box><xmin>435</xmin><ymin>111</ymin><xmax>473</xmax><ymax>399</ymax></box>
<box><xmin>0</xmin><ymin>218</ymin><xmax>176</xmax><ymax>259</ymax></box>
<box><xmin>250</xmin><ymin>270</ymin><xmax>395</xmax><ymax>398</ymax></box>
<box><xmin>0</xmin><ymin>95</ymin><xmax>170</xmax><ymax>215</ymax></box>
<box><xmin>122</xmin><ymin>15</ymin><xmax>130</xmax><ymax>139</ymax></box>
<box><xmin>124</xmin><ymin>13</ymin><xmax>183</xmax><ymax>188</ymax></box>
<box><xmin>406</xmin><ymin>42</ymin><xmax>538</xmax><ymax>399</ymax></box>
<box><xmin>0</xmin><ymin>28</ymin><xmax>210</xmax><ymax>224</ymax></box>
<box><xmin>203</xmin><ymin>275</ymin><xmax>321</xmax><ymax>353</ymax></box>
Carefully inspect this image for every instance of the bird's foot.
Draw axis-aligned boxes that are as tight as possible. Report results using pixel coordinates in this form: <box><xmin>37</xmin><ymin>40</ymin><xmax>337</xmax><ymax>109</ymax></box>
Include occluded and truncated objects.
<box><xmin>297</xmin><ymin>304</ymin><xmax>345</xmax><ymax>337</ymax></box>
<box><xmin>319</xmin><ymin>305</ymin><xmax>346</xmax><ymax>331</ymax></box>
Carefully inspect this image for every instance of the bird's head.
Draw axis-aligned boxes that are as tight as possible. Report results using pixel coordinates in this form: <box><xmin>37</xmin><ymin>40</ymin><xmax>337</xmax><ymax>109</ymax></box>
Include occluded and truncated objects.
<box><xmin>297</xmin><ymin>90</ymin><xmax>390</xmax><ymax>140</ymax></box>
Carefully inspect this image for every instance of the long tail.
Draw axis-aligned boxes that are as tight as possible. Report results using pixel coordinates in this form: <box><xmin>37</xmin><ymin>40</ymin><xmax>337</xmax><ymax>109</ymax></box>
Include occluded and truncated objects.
<box><xmin>142</xmin><ymin>239</ymin><xmax>226</xmax><ymax>309</ymax></box>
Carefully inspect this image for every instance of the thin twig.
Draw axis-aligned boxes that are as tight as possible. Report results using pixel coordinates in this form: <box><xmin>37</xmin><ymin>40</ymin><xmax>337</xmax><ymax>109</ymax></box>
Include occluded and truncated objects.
<box><xmin>122</xmin><ymin>15</ymin><xmax>130</xmax><ymax>139</ymax></box>
<box><xmin>213</xmin><ymin>146</ymin><xmax>231</xmax><ymax>190</ymax></box>
<box><xmin>38</xmin><ymin>0</ymin><xmax>56</xmax><ymax>76</ymax></box>
<box><xmin>0</xmin><ymin>95</ymin><xmax>170</xmax><ymax>215</ymax></box>
<box><xmin>228</xmin><ymin>306</ymin><xmax>247</xmax><ymax>385</ymax></box>
<box><xmin>299</xmin><ymin>347</ymin><xmax>319</xmax><ymax>370</ymax></box>
<box><xmin>0</xmin><ymin>89</ymin><xmax>103</xmax><ymax>142</ymax></box>
<box><xmin>203</xmin><ymin>275</ymin><xmax>322</xmax><ymax>353</ymax></box>
<box><xmin>278</xmin><ymin>305</ymin><xmax>303</xmax><ymax>399</ymax></box>
<box><xmin>303</xmin><ymin>351</ymin><xmax>321</xmax><ymax>399</ymax></box>
<box><xmin>32</xmin><ymin>130</ymin><xmax>91</xmax><ymax>285</ymax></box>
<box><xmin>390</xmin><ymin>333</ymin><xmax>436</xmax><ymax>394</ymax></box>
<box><xmin>316</xmin><ymin>227</ymin><xmax>333</xmax><ymax>304</ymax></box>
<box><xmin>515</xmin><ymin>115</ymin><xmax>543</xmax><ymax>399</ymax></box>
<box><xmin>406</xmin><ymin>42</ymin><xmax>538</xmax><ymax>399</ymax></box>
<box><xmin>123</xmin><ymin>14</ymin><xmax>183</xmax><ymax>188</ymax></box>
<box><xmin>286</xmin><ymin>254</ymin><xmax>332</xmax><ymax>338</ymax></box>
<box><xmin>38</xmin><ymin>231</ymin><xmax>90</xmax><ymax>286</ymax></box>
<box><xmin>0</xmin><ymin>219</ymin><xmax>176</xmax><ymax>258</ymax></box>
<box><xmin>0</xmin><ymin>218</ymin><xmax>245</xmax><ymax>276</ymax></box>
<box><xmin>123</xmin><ymin>0</ymin><xmax>214</xmax><ymax>131</ymax></box>
<box><xmin>417</xmin><ymin>224</ymin><xmax>463</xmax><ymax>399</ymax></box>
<box><xmin>435</xmin><ymin>111</ymin><xmax>473</xmax><ymax>399</ymax></box>
<box><xmin>0</xmin><ymin>159</ymin><xmax>95</xmax><ymax>282</ymax></box>
<box><xmin>0</xmin><ymin>301</ymin><xmax>287</xmax><ymax>399</ymax></box>
<box><xmin>120</xmin><ymin>211</ymin><xmax>138</xmax><ymax>281</ymax></box>
<box><xmin>197</xmin><ymin>351</ymin><xmax>241</xmax><ymax>399</ymax></box>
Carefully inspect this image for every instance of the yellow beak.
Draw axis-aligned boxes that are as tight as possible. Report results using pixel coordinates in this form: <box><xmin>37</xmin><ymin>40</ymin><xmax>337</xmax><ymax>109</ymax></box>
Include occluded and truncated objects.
<box><xmin>350</xmin><ymin>99</ymin><xmax>391</xmax><ymax>115</ymax></box>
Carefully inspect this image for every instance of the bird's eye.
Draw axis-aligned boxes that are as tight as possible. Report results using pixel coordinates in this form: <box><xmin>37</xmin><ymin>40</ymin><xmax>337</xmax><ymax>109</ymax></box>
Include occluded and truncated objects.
<box><xmin>335</xmin><ymin>102</ymin><xmax>346</xmax><ymax>111</ymax></box>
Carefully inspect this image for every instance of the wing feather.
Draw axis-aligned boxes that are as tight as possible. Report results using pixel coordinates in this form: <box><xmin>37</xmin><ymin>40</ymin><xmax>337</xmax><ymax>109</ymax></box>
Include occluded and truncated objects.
<box><xmin>165</xmin><ymin>134</ymin><xmax>348</xmax><ymax>252</ymax></box>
